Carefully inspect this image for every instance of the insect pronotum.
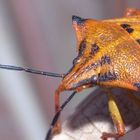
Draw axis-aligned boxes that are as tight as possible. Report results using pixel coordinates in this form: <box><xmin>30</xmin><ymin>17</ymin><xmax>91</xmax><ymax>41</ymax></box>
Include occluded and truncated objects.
<box><xmin>1</xmin><ymin>8</ymin><xmax>140</xmax><ymax>140</ymax></box>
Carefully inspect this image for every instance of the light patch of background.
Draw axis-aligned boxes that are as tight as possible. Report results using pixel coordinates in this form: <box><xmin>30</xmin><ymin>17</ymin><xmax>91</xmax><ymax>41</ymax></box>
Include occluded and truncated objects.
<box><xmin>0</xmin><ymin>0</ymin><xmax>139</xmax><ymax>140</ymax></box>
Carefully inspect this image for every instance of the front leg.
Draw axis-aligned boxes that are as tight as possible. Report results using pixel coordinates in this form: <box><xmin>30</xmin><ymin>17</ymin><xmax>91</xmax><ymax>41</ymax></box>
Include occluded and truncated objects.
<box><xmin>52</xmin><ymin>87</ymin><xmax>62</xmax><ymax>135</ymax></box>
<box><xmin>101</xmin><ymin>91</ymin><xmax>125</xmax><ymax>140</ymax></box>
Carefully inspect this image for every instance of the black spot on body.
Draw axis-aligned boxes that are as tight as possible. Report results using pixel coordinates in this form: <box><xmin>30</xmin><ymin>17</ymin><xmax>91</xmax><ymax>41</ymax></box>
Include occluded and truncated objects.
<box><xmin>134</xmin><ymin>83</ymin><xmax>140</xmax><ymax>88</ymax></box>
<box><xmin>79</xmin><ymin>40</ymin><xmax>86</xmax><ymax>56</ymax></box>
<box><xmin>90</xmin><ymin>43</ymin><xmax>99</xmax><ymax>55</ymax></box>
<box><xmin>98</xmin><ymin>71</ymin><xmax>117</xmax><ymax>82</ymax></box>
<box><xmin>72</xmin><ymin>15</ymin><xmax>86</xmax><ymax>25</ymax></box>
<box><xmin>120</xmin><ymin>24</ymin><xmax>130</xmax><ymax>29</ymax></box>
<box><xmin>136</xmin><ymin>39</ymin><xmax>140</xmax><ymax>44</ymax></box>
<box><xmin>125</xmin><ymin>28</ymin><xmax>134</xmax><ymax>33</ymax></box>
<box><xmin>107</xmin><ymin>71</ymin><xmax>117</xmax><ymax>80</ymax></box>
<box><xmin>73</xmin><ymin>40</ymin><xmax>86</xmax><ymax>65</ymax></box>
<box><xmin>98</xmin><ymin>73</ymin><xmax>106</xmax><ymax>81</ymax></box>
<box><xmin>120</xmin><ymin>24</ymin><xmax>134</xmax><ymax>34</ymax></box>
<box><xmin>90</xmin><ymin>62</ymin><xmax>98</xmax><ymax>69</ymax></box>
<box><xmin>100</xmin><ymin>55</ymin><xmax>111</xmax><ymax>65</ymax></box>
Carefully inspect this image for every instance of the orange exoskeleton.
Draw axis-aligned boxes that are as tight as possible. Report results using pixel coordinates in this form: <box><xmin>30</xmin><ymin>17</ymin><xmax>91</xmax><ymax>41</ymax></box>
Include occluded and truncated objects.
<box><xmin>46</xmin><ymin>8</ymin><xmax>140</xmax><ymax>140</ymax></box>
<box><xmin>1</xmin><ymin>8</ymin><xmax>140</xmax><ymax>140</ymax></box>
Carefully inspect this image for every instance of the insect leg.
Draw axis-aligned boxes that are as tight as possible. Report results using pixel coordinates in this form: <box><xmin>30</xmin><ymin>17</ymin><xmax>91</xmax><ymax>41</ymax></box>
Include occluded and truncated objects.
<box><xmin>0</xmin><ymin>64</ymin><xmax>64</xmax><ymax>78</ymax></box>
<box><xmin>52</xmin><ymin>88</ymin><xmax>62</xmax><ymax>135</ymax></box>
<box><xmin>101</xmin><ymin>91</ymin><xmax>125</xmax><ymax>140</ymax></box>
<box><xmin>45</xmin><ymin>91</ymin><xmax>77</xmax><ymax>140</ymax></box>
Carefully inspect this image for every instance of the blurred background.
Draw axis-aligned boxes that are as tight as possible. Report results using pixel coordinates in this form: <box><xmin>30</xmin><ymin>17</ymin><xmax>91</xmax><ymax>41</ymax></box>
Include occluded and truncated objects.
<box><xmin>0</xmin><ymin>0</ymin><xmax>140</xmax><ymax>140</ymax></box>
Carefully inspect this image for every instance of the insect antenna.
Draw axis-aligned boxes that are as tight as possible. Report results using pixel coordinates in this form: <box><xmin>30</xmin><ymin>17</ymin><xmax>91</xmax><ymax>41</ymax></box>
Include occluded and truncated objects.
<box><xmin>0</xmin><ymin>64</ymin><xmax>64</xmax><ymax>78</ymax></box>
<box><xmin>45</xmin><ymin>91</ymin><xmax>77</xmax><ymax>140</ymax></box>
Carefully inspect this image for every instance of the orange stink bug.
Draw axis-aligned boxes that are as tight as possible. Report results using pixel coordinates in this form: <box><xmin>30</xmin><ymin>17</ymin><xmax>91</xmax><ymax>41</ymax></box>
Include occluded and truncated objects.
<box><xmin>47</xmin><ymin>8</ymin><xmax>140</xmax><ymax>140</ymax></box>
<box><xmin>1</xmin><ymin>8</ymin><xmax>140</xmax><ymax>140</ymax></box>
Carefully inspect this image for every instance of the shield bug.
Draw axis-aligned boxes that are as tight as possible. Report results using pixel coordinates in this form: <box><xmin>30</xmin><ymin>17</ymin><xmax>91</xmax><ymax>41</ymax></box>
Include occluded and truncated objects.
<box><xmin>1</xmin><ymin>8</ymin><xmax>140</xmax><ymax>140</ymax></box>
